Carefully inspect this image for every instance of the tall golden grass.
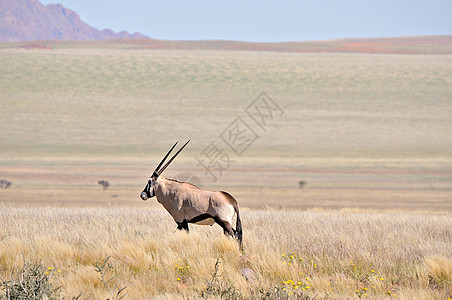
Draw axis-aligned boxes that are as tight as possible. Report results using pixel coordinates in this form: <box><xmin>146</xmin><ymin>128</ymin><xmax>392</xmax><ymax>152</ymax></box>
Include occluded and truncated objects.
<box><xmin>1</xmin><ymin>207</ymin><xmax>451</xmax><ymax>299</ymax></box>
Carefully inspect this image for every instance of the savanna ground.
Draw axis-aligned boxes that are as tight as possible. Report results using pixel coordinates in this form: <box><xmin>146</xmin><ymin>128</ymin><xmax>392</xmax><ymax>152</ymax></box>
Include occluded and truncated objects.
<box><xmin>1</xmin><ymin>207</ymin><xmax>451</xmax><ymax>299</ymax></box>
<box><xmin>0</xmin><ymin>40</ymin><xmax>451</xmax><ymax>299</ymax></box>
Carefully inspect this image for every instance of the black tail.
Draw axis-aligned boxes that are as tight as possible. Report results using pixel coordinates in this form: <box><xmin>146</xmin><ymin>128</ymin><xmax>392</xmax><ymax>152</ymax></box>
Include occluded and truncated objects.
<box><xmin>234</xmin><ymin>204</ymin><xmax>243</xmax><ymax>249</ymax></box>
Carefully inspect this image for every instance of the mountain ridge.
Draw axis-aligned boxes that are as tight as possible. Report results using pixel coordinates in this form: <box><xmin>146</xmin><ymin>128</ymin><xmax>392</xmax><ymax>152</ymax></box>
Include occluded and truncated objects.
<box><xmin>0</xmin><ymin>0</ymin><xmax>149</xmax><ymax>42</ymax></box>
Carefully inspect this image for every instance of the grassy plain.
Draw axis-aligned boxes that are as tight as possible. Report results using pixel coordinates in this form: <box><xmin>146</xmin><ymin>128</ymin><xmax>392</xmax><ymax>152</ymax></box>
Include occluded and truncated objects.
<box><xmin>1</xmin><ymin>207</ymin><xmax>451</xmax><ymax>299</ymax></box>
<box><xmin>0</xmin><ymin>41</ymin><xmax>452</xmax><ymax>298</ymax></box>
<box><xmin>1</xmin><ymin>44</ymin><xmax>451</xmax><ymax>210</ymax></box>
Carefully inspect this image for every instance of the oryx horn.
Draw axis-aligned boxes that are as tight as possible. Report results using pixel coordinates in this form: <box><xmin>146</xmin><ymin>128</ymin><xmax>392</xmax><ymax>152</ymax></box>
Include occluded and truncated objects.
<box><xmin>157</xmin><ymin>140</ymin><xmax>190</xmax><ymax>176</ymax></box>
<box><xmin>153</xmin><ymin>141</ymin><xmax>178</xmax><ymax>177</ymax></box>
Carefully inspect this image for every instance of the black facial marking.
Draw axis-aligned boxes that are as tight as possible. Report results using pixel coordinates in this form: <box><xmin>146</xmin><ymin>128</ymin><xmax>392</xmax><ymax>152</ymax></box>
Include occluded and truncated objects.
<box><xmin>141</xmin><ymin>182</ymin><xmax>150</xmax><ymax>198</ymax></box>
<box><xmin>141</xmin><ymin>179</ymin><xmax>155</xmax><ymax>198</ymax></box>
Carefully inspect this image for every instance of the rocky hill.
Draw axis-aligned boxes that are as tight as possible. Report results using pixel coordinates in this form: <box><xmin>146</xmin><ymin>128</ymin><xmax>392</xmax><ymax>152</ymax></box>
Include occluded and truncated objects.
<box><xmin>0</xmin><ymin>0</ymin><xmax>149</xmax><ymax>42</ymax></box>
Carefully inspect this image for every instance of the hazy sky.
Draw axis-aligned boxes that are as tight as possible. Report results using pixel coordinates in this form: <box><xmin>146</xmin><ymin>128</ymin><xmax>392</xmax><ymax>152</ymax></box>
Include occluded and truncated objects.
<box><xmin>39</xmin><ymin>0</ymin><xmax>452</xmax><ymax>42</ymax></box>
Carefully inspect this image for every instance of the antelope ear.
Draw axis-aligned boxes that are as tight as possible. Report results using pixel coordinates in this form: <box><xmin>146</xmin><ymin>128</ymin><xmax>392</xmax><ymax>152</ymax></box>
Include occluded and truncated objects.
<box><xmin>152</xmin><ymin>171</ymin><xmax>159</xmax><ymax>179</ymax></box>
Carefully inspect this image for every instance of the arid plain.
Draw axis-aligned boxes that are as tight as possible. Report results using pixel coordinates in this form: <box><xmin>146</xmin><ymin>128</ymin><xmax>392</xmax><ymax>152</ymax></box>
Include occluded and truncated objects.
<box><xmin>0</xmin><ymin>41</ymin><xmax>451</xmax><ymax>299</ymax></box>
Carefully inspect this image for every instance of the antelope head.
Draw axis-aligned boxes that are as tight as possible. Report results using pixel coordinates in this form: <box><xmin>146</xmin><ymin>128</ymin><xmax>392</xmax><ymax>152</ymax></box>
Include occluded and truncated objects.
<box><xmin>140</xmin><ymin>140</ymin><xmax>190</xmax><ymax>201</ymax></box>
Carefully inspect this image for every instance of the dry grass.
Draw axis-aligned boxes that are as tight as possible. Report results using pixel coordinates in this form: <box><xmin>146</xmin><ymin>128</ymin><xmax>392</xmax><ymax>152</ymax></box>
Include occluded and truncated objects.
<box><xmin>0</xmin><ymin>207</ymin><xmax>451</xmax><ymax>299</ymax></box>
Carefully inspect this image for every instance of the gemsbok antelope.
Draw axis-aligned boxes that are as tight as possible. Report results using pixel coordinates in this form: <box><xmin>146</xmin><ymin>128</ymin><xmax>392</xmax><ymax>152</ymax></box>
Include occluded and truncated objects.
<box><xmin>140</xmin><ymin>141</ymin><xmax>242</xmax><ymax>247</ymax></box>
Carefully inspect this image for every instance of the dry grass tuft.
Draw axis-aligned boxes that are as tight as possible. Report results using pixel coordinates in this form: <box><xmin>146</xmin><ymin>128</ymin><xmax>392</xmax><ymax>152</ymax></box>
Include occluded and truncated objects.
<box><xmin>212</xmin><ymin>235</ymin><xmax>242</xmax><ymax>258</ymax></box>
<box><xmin>425</xmin><ymin>256</ymin><xmax>452</xmax><ymax>288</ymax></box>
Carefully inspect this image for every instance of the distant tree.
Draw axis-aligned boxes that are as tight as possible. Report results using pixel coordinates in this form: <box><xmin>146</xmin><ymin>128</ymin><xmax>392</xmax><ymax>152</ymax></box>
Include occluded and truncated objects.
<box><xmin>298</xmin><ymin>181</ymin><xmax>306</xmax><ymax>189</ymax></box>
<box><xmin>98</xmin><ymin>180</ymin><xmax>110</xmax><ymax>190</ymax></box>
<box><xmin>0</xmin><ymin>179</ymin><xmax>12</xmax><ymax>189</ymax></box>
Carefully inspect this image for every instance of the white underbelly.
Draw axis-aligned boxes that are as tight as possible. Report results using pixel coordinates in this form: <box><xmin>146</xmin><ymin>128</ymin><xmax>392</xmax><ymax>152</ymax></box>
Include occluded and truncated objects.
<box><xmin>193</xmin><ymin>218</ymin><xmax>215</xmax><ymax>226</ymax></box>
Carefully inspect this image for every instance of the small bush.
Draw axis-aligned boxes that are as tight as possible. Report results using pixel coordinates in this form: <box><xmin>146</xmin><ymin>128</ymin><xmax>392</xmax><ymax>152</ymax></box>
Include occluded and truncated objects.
<box><xmin>201</xmin><ymin>259</ymin><xmax>243</xmax><ymax>300</ymax></box>
<box><xmin>0</xmin><ymin>261</ymin><xmax>60</xmax><ymax>299</ymax></box>
<box><xmin>94</xmin><ymin>256</ymin><xmax>127</xmax><ymax>300</ymax></box>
